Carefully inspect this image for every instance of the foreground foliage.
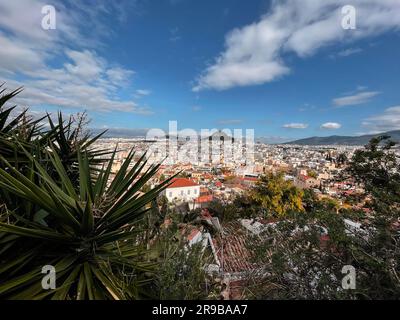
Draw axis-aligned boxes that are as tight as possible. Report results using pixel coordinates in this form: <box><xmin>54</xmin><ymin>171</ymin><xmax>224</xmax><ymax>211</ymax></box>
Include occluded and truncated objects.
<box><xmin>0</xmin><ymin>86</ymin><xmax>171</xmax><ymax>299</ymax></box>
<box><xmin>247</xmin><ymin>136</ymin><xmax>400</xmax><ymax>299</ymax></box>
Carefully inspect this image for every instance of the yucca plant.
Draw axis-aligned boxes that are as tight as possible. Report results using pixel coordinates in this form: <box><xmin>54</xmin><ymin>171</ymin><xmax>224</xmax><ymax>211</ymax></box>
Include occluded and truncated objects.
<box><xmin>0</xmin><ymin>85</ymin><xmax>111</xmax><ymax>220</ymax></box>
<box><xmin>0</xmin><ymin>86</ymin><xmax>43</xmax><ymax>163</ymax></box>
<box><xmin>0</xmin><ymin>144</ymin><xmax>172</xmax><ymax>299</ymax></box>
<box><xmin>45</xmin><ymin>112</ymin><xmax>111</xmax><ymax>176</ymax></box>
<box><xmin>0</xmin><ymin>84</ymin><xmax>109</xmax><ymax>169</ymax></box>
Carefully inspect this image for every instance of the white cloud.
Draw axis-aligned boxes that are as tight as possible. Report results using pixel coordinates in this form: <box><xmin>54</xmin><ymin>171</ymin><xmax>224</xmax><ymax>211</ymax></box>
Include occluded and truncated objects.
<box><xmin>135</xmin><ymin>89</ymin><xmax>151</xmax><ymax>96</ymax></box>
<box><xmin>0</xmin><ymin>0</ymin><xmax>76</xmax><ymax>42</ymax></box>
<box><xmin>106</xmin><ymin>67</ymin><xmax>135</xmax><ymax>86</ymax></box>
<box><xmin>330</xmin><ymin>47</ymin><xmax>363</xmax><ymax>59</ymax></box>
<box><xmin>362</xmin><ymin>106</ymin><xmax>400</xmax><ymax>132</ymax></box>
<box><xmin>193</xmin><ymin>0</ymin><xmax>400</xmax><ymax>91</ymax></box>
<box><xmin>0</xmin><ymin>0</ymin><xmax>148</xmax><ymax>114</ymax></box>
<box><xmin>356</xmin><ymin>85</ymin><xmax>368</xmax><ymax>91</ymax></box>
<box><xmin>333</xmin><ymin>91</ymin><xmax>380</xmax><ymax>107</ymax></box>
<box><xmin>321</xmin><ymin>122</ymin><xmax>342</xmax><ymax>130</ymax></box>
<box><xmin>0</xmin><ymin>32</ymin><xmax>44</xmax><ymax>74</ymax></box>
<box><xmin>283</xmin><ymin>123</ymin><xmax>308</xmax><ymax>129</ymax></box>
<box><xmin>64</xmin><ymin>50</ymin><xmax>105</xmax><ymax>81</ymax></box>
<box><xmin>2</xmin><ymin>50</ymin><xmax>139</xmax><ymax>113</ymax></box>
<box><xmin>337</xmin><ymin>47</ymin><xmax>363</xmax><ymax>57</ymax></box>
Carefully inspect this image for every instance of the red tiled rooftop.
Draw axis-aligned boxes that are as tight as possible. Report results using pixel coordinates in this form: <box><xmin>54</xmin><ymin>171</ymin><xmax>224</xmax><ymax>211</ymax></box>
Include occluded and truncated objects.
<box><xmin>242</xmin><ymin>177</ymin><xmax>258</xmax><ymax>182</ymax></box>
<box><xmin>187</xmin><ymin>228</ymin><xmax>201</xmax><ymax>241</ymax></box>
<box><xmin>167</xmin><ymin>178</ymin><xmax>199</xmax><ymax>189</ymax></box>
<box><xmin>200</xmin><ymin>187</ymin><xmax>210</xmax><ymax>194</ymax></box>
<box><xmin>213</xmin><ymin>221</ymin><xmax>261</xmax><ymax>274</ymax></box>
<box><xmin>195</xmin><ymin>195</ymin><xmax>213</xmax><ymax>203</ymax></box>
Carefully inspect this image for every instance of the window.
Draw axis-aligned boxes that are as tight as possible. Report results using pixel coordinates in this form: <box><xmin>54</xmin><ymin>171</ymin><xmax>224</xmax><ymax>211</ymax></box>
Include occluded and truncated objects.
<box><xmin>169</xmin><ymin>192</ymin><xmax>172</xmax><ymax>197</ymax></box>
<box><xmin>180</xmin><ymin>190</ymin><xmax>184</xmax><ymax>196</ymax></box>
<box><xmin>194</xmin><ymin>189</ymin><xmax>197</xmax><ymax>194</ymax></box>
<box><xmin>188</xmin><ymin>190</ymin><xmax>191</xmax><ymax>195</ymax></box>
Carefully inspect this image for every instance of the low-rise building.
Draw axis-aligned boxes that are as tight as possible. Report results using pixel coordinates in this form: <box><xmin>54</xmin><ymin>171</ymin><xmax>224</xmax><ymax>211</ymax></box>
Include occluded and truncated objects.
<box><xmin>163</xmin><ymin>178</ymin><xmax>200</xmax><ymax>202</ymax></box>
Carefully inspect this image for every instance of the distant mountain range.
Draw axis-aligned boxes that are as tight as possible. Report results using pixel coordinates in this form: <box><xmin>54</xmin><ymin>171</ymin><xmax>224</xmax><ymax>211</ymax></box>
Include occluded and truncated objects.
<box><xmin>285</xmin><ymin>130</ymin><xmax>400</xmax><ymax>146</ymax></box>
<box><xmin>91</xmin><ymin>127</ymin><xmax>400</xmax><ymax>146</ymax></box>
<box><xmin>92</xmin><ymin>128</ymin><xmax>237</xmax><ymax>141</ymax></box>
<box><xmin>91</xmin><ymin>128</ymin><xmax>149</xmax><ymax>139</ymax></box>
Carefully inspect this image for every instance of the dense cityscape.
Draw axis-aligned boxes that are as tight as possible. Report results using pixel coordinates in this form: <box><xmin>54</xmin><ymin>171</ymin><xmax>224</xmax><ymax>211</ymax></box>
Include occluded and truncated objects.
<box><xmin>1</xmin><ymin>0</ymin><xmax>399</xmax><ymax>308</ymax></box>
<box><xmin>88</xmin><ymin>135</ymin><xmax>400</xmax><ymax>299</ymax></box>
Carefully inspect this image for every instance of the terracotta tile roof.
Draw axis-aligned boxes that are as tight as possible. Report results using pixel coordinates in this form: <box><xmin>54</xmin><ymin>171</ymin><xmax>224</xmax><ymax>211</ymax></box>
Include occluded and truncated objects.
<box><xmin>200</xmin><ymin>187</ymin><xmax>210</xmax><ymax>194</ymax></box>
<box><xmin>178</xmin><ymin>224</ymin><xmax>202</xmax><ymax>241</ymax></box>
<box><xmin>241</xmin><ymin>177</ymin><xmax>258</xmax><ymax>182</ymax></box>
<box><xmin>187</xmin><ymin>228</ymin><xmax>201</xmax><ymax>241</ymax></box>
<box><xmin>167</xmin><ymin>178</ymin><xmax>199</xmax><ymax>189</ymax></box>
<box><xmin>213</xmin><ymin>221</ymin><xmax>259</xmax><ymax>274</ymax></box>
<box><xmin>195</xmin><ymin>195</ymin><xmax>213</xmax><ymax>203</ymax></box>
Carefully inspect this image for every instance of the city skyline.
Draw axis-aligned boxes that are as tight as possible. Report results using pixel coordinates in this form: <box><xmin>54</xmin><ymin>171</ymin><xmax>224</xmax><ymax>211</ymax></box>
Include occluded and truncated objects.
<box><xmin>1</xmin><ymin>0</ymin><xmax>400</xmax><ymax>302</ymax></box>
<box><xmin>0</xmin><ymin>0</ymin><xmax>400</xmax><ymax>143</ymax></box>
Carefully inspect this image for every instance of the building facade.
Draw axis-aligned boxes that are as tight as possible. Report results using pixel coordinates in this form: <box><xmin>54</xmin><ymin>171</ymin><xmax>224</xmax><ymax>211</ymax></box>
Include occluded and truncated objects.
<box><xmin>164</xmin><ymin>178</ymin><xmax>200</xmax><ymax>202</ymax></box>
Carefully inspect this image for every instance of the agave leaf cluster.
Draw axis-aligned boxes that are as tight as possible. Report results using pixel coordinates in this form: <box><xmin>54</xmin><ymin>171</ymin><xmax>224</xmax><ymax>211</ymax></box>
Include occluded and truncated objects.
<box><xmin>0</xmin><ymin>85</ymin><xmax>170</xmax><ymax>299</ymax></box>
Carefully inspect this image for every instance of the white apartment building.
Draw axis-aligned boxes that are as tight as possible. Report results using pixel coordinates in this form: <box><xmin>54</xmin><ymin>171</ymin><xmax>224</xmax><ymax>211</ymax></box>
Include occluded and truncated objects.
<box><xmin>164</xmin><ymin>178</ymin><xmax>200</xmax><ymax>202</ymax></box>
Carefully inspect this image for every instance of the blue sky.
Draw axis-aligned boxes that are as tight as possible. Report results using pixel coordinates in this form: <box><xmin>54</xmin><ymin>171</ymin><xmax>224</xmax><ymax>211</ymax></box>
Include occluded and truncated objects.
<box><xmin>0</xmin><ymin>0</ymin><xmax>400</xmax><ymax>142</ymax></box>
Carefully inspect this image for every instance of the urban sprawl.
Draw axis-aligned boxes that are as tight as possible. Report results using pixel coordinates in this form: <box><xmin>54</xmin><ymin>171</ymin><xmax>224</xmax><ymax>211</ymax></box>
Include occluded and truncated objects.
<box><xmin>92</xmin><ymin>133</ymin><xmax>399</xmax><ymax>299</ymax></box>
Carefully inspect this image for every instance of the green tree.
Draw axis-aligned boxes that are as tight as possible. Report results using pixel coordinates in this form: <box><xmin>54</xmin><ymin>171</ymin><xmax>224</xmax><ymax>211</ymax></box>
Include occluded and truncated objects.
<box><xmin>307</xmin><ymin>170</ymin><xmax>318</xmax><ymax>179</ymax></box>
<box><xmin>153</xmin><ymin>219</ymin><xmax>217</xmax><ymax>300</ymax></box>
<box><xmin>251</xmin><ymin>172</ymin><xmax>304</xmax><ymax>217</ymax></box>
<box><xmin>346</xmin><ymin>135</ymin><xmax>400</xmax><ymax>219</ymax></box>
<box><xmin>248</xmin><ymin>137</ymin><xmax>400</xmax><ymax>299</ymax></box>
<box><xmin>336</xmin><ymin>152</ymin><xmax>348</xmax><ymax>167</ymax></box>
<box><xmin>207</xmin><ymin>198</ymin><xmax>248</xmax><ymax>223</ymax></box>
